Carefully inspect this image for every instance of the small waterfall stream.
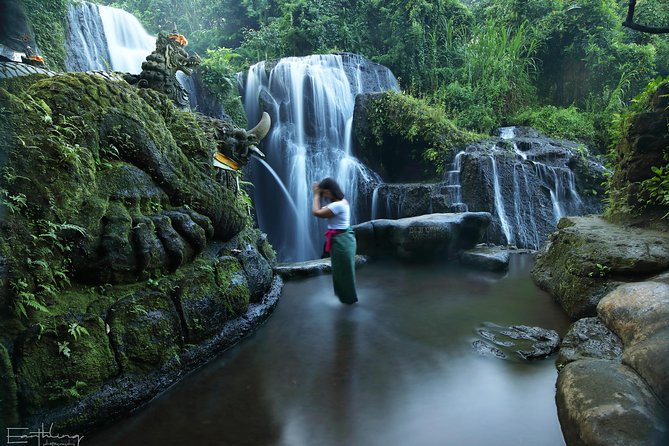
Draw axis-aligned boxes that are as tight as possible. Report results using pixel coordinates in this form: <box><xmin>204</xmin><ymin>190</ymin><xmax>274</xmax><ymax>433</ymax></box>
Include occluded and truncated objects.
<box><xmin>489</xmin><ymin>152</ymin><xmax>513</xmax><ymax>245</ymax></box>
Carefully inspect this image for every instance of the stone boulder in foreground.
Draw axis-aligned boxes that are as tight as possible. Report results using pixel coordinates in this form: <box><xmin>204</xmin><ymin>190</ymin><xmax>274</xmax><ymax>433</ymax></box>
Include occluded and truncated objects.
<box><xmin>535</xmin><ymin>215</ymin><xmax>669</xmax><ymax>445</ymax></box>
<box><xmin>531</xmin><ymin>216</ymin><xmax>669</xmax><ymax>319</ymax></box>
<box><xmin>555</xmin><ymin>272</ymin><xmax>669</xmax><ymax>446</ymax></box>
<box><xmin>352</xmin><ymin>212</ymin><xmax>491</xmax><ymax>261</ymax></box>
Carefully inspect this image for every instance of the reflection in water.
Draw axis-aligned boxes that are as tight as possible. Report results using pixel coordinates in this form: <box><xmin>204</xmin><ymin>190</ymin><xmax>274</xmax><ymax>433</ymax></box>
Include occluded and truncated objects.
<box><xmin>87</xmin><ymin>254</ymin><xmax>569</xmax><ymax>446</ymax></box>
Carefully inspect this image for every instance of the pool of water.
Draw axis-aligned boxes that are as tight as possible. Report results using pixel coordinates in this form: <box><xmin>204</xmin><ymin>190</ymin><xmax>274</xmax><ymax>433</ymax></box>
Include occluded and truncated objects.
<box><xmin>87</xmin><ymin>253</ymin><xmax>570</xmax><ymax>446</ymax></box>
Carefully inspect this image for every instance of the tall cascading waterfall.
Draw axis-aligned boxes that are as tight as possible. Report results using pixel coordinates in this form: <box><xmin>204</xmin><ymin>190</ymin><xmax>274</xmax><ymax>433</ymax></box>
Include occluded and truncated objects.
<box><xmin>64</xmin><ymin>2</ymin><xmax>154</xmax><ymax>74</ymax></box>
<box><xmin>241</xmin><ymin>54</ymin><xmax>399</xmax><ymax>261</ymax></box>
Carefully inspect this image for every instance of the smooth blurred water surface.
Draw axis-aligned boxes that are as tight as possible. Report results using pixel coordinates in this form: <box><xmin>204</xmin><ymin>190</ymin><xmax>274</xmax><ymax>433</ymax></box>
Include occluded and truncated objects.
<box><xmin>87</xmin><ymin>254</ymin><xmax>570</xmax><ymax>446</ymax></box>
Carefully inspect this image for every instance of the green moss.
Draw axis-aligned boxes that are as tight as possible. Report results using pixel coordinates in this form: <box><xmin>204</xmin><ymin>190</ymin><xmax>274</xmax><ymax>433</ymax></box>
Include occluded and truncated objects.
<box><xmin>358</xmin><ymin>91</ymin><xmax>478</xmax><ymax>179</ymax></box>
<box><xmin>513</xmin><ymin>105</ymin><xmax>597</xmax><ymax>146</ymax></box>
<box><xmin>0</xmin><ymin>343</ymin><xmax>19</xmax><ymax>427</ymax></box>
<box><xmin>174</xmin><ymin>255</ymin><xmax>250</xmax><ymax>343</ymax></box>
<box><xmin>0</xmin><ymin>64</ymin><xmax>274</xmax><ymax>429</ymax></box>
<box><xmin>108</xmin><ymin>291</ymin><xmax>183</xmax><ymax>373</ymax></box>
<box><xmin>605</xmin><ymin>78</ymin><xmax>669</xmax><ymax>225</ymax></box>
<box><xmin>15</xmin><ymin>314</ymin><xmax>119</xmax><ymax>414</ymax></box>
<box><xmin>23</xmin><ymin>0</ymin><xmax>68</xmax><ymax>71</ymax></box>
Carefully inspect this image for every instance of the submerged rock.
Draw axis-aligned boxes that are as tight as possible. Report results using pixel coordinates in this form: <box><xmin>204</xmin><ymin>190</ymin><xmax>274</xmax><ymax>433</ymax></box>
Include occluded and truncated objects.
<box><xmin>274</xmin><ymin>255</ymin><xmax>368</xmax><ymax>280</ymax></box>
<box><xmin>472</xmin><ymin>322</ymin><xmax>560</xmax><ymax>360</ymax></box>
<box><xmin>353</xmin><ymin>212</ymin><xmax>491</xmax><ymax>261</ymax></box>
<box><xmin>459</xmin><ymin>245</ymin><xmax>511</xmax><ymax>272</ymax></box>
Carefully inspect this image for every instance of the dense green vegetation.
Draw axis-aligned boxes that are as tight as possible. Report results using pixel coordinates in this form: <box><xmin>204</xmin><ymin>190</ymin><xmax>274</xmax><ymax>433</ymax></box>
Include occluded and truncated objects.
<box><xmin>92</xmin><ymin>0</ymin><xmax>669</xmax><ymax>152</ymax></box>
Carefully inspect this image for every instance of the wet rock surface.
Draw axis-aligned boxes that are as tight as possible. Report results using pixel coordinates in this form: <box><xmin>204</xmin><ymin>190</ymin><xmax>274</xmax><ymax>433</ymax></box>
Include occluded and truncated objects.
<box><xmin>459</xmin><ymin>245</ymin><xmax>512</xmax><ymax>271</ymax></box>
<box><xmin>554</xmin><ymin>273</ymin><xmax>669</xmax><ymax>446</ymax></box>
<box><xmin>598</xmin><ymin>280</ymin><xmax>669</xmax><ymax>408</ymax></box>
<box><xmin>472</xmin><ymin>322</ymin><xmax>560</xmax><ymax>360</ymax></box>
<box><xmin>557</xmin><ymin>359</ymin><xmax>669</xmax><ymax>446</ymax></box>
<box><xmin>274</xmin><ymin>255</ymin><xmax>369</xmax><ymax>280</ymax></box>
<box><xmin>557</xmin><ymin>317</ymin><xmax>623</xmax><ymax>369</ymax></box>
<box><xmin>353</xmin><ymin>212</ymin><xmax>491</xmax><ymax>261</ymax></box>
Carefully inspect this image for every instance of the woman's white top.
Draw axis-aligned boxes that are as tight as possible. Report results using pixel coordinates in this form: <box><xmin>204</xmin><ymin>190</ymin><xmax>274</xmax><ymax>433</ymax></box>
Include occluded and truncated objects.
<box><xmin>326</xmin><ymin>199</ymin><xmax>350</xmax><ymax>229</ymax></box>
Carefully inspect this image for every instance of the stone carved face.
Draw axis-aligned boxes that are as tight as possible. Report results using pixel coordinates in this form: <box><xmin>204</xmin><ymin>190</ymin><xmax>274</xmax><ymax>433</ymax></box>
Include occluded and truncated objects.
<box><xmin>0</xmin><ymin>72</ymin><xmax>269</xmax><ymax>288</ymax></box>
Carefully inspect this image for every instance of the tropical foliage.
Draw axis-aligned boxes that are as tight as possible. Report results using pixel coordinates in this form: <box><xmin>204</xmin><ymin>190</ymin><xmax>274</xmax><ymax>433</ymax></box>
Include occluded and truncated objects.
<box><xmin>92</xmin><ymin>0</ymin><xmax>669</xmax><ymax>151</ymax></box>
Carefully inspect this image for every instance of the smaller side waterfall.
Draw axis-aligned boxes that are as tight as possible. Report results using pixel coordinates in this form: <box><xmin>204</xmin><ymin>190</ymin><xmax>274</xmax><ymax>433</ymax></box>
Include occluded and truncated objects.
<box><xmin>443</xmin><ymin>151</ymin><xmax>468</xmax><ymax>212</ymax></box>
<box><xmin>98</xmin><ymin>4</ymin><xmax>155</xmax><ymax>73</ymax></box>
<box><xmin>65</xmin><ymin>2</ymin><xmax>111</xmax><ymax>71</ymax></box>
<box><xmin>458</xmin><ymin>127</ymin><xmax>598</xmax><ymax>248</ymax></box>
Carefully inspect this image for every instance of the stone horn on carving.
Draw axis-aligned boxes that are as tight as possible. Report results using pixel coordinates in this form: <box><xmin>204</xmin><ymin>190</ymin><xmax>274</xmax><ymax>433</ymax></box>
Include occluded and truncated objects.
<box><xmin>213</xmin><ymin>111</ymin><xmax>272</xmax><ymax>171</ymax></box>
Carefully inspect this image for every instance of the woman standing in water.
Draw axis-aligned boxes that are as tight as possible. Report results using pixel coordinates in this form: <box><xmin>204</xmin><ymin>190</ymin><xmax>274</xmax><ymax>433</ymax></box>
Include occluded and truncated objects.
<box><xmin>311</xmin><ymin>177</ymin><xmax>358</xmax><ymax>304</ymax></box>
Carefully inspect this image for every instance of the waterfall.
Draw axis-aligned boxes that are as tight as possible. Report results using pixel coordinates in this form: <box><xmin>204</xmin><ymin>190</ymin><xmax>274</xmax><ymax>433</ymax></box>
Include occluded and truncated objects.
<box><xmin>97</xmin><ymin>4</ymin><xmax>155</xmax><ymax>73</ymax></box>
<box><xmin>444</xmin><ymin>151</ymin><xmax>467</xmax><ymax>211</ymax></box>
<box><xmin>512</xmin><ymin>162</ymin><xmax>541</xmax><ymax>249</ymax></box>
<box><xmin>489</xmin><ymin>153</ymin><xmax>513</xmax><ymax>245</ymax></box>
<box><xmin>65</xmin><ymin>2</ymin><xmax>201</xmax><ymax>106</ymax></box>
<box><xmin>65</xmin><ymin>2</ymin><xmax>111</xmax><ymax>71</ymax></box>
<box><xmin>518</xmin><ymin>163</ymin><xmax>541</xmax><ymax>249</ymax></box>
<box><xmin>64</xmin><ymin>2</ymin><xmax>154</xmax><ymax>74</ymax></box>
<box><xmin>242</xmin><ymin>54</ymin><xmax>398</xmax><ymax>261</ymax></box>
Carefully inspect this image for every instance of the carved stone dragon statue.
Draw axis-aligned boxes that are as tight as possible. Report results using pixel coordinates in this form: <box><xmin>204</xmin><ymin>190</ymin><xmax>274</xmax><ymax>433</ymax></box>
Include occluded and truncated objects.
<box><xmin>125</xmin><ymin>32</ymin><xmax>201</xmax><ymax>109</ymax></box>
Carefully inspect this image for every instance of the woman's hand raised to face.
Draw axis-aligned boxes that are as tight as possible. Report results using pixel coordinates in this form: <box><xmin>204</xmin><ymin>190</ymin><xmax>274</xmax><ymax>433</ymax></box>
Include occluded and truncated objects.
<box><xmin>312</xmin><ymin>182</ymin><xmax>320</xmax><ymax>194</ymax></box>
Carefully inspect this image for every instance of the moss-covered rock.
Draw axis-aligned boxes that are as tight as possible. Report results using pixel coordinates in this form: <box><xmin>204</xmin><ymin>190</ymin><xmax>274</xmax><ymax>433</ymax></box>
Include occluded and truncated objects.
<box><xmin>108</xmin><ymin>291</ymin><xmax>184</xmax><ymax>373</ymax></box>
<box><xmin>532</xmin><ymin>216</ymin><xmax>669</xmax><ymax>319</ymax></box>
<box><xmin>607</xmin><ymin>82</ymin><xmax>669</xmax><ymax>227</ymax></box>
<box><xmin>14</xmin><ymin>314</ymin><xmax>119</xmax><ymax>415</ymax></box>
<box><xmin>0</xmin><ymin>343</ymin><xmax>19</xmax><ymax>429</ymax></box>
<box><xmin>0</xmin><ymin>69</ymin><xmax>280</xmax><ymax>432</ymax></box>
<box><xmin>174</xmin><ymin>255</ymin><xmax>250</xmax><ymax>343</ymax></box>
<box><xmin>352</xmin><ymin>91</ymin><xmax>477</xmax><ymax>181</ymax></box>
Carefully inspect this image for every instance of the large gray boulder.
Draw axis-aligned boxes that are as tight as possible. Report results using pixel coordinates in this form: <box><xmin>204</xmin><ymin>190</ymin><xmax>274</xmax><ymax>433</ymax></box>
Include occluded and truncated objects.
<box><xmin>557</xmin><ymin>359</ymin><xmax>669</xmax><ymax>446</ymax></box>
<box><xmin>531</xmin><ymin>216</ymin><xmax>669</xmax><ymax>319</ymax></box>
<box><xmin>598</xmin><ymin>280</ymin><xmax>669</xmax><ymax>408</ymax></box>
<box><xmin>555</xmin><ymin>273</ymin><xmax>669</xmax><ymax>446</ymax></box>
<box><xmin>352</xmin><ymin>212</ymin><xmax>491</xmax><ymax>261</ymax></box>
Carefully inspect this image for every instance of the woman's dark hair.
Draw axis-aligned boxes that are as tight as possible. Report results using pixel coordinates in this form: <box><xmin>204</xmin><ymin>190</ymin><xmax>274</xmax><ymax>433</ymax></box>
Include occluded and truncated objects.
<box><xmin>319</xmin><ymin>177</ymin><xmax>345</xmax><ymax>200</ymax></box>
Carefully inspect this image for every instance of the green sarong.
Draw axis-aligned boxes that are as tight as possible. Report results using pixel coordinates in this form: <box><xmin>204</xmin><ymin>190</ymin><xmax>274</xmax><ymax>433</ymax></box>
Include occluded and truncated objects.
<box><xmin>330</xmin><ymin>228</ymin><xmax>358</xmax><ymax>304</ymax></box>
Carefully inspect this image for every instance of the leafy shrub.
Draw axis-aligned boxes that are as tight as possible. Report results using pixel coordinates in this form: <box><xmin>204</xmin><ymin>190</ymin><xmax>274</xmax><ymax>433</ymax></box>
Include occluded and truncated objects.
<box><xmin>199</xmin><ymin>48</ymin><xmax>247</xmax><ymax>127</ymax></box>
<box><xmin>367</xmin><ymin>91</ymin><xmax>477</xmax><ymax>172</ymax></box>
<box><xmin>513</xmin><ymin>105</ymin><xmax>597</xmax><ymax>145</ymax></box>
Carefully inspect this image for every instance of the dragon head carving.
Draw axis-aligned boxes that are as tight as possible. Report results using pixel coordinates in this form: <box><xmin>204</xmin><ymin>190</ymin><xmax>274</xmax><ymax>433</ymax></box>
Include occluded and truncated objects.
<box><xmin>125</xmin><ymin>32</ymin><xmax>201</xmax><ymax>109</ymax></box>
